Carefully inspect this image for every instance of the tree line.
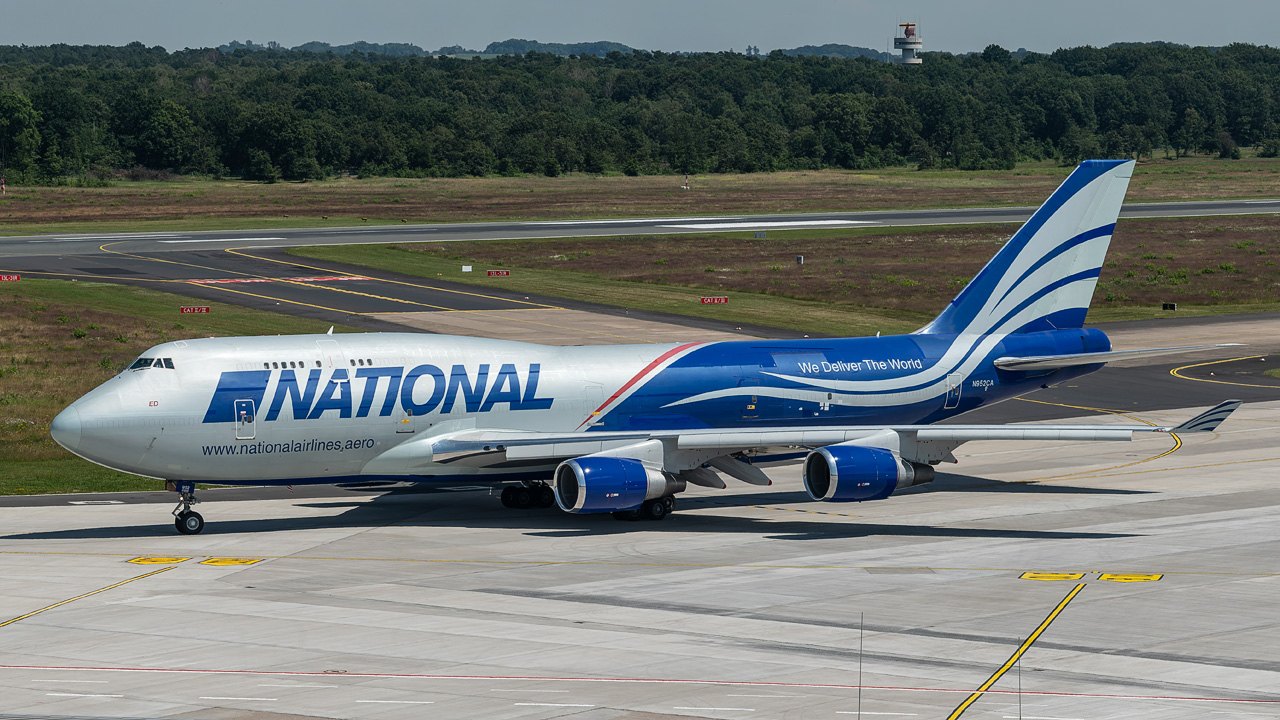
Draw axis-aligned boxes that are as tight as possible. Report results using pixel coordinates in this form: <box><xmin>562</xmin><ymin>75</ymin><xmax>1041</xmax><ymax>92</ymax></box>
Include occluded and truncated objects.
<box><xmin>0</xmin><ymin>41</ymin><xmax>1278</xmax><ymax>183</ymax></box>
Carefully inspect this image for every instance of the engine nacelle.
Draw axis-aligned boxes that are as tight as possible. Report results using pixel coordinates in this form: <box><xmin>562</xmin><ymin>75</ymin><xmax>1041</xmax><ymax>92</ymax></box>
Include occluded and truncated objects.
<box><xmin>554</xmin><ymin>456</ymin><xmax>685</xmax><ymax>514</ymax></box>
<box><xmin>802</xmin><ymin>445</ymin><xmax>934</xmax><ymax>502</ymax></box>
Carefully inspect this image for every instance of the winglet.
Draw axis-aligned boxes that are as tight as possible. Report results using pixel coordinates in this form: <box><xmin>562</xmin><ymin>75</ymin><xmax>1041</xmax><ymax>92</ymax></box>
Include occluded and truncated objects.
<box><xmin>1163</xmin><ymin>400</ymin><xmax>1242</xmax><ymax>433</ymax></box>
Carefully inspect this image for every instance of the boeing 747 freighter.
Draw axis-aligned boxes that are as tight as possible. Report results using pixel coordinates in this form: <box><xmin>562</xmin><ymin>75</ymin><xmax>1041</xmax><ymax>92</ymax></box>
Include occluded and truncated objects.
<box><xmin>50</xmin><ymin>160</ymin><xmax>1240</xmax><ymax>533</ymax></box>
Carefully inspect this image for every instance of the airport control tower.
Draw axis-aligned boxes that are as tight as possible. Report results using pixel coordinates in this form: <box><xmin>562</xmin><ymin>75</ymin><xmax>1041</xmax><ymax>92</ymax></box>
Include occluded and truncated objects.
<box><xmin>894</xmin><ymin>22</ymin><xmax>923</xmax><ymax>64</ymax></box>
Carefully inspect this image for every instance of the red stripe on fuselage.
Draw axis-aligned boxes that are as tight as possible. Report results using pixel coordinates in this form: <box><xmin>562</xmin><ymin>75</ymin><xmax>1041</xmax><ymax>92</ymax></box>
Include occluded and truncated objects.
<box><xmin>574</xmin><ymin>341</ymin><xmax>705</xmax><ymax>430</ymax></box>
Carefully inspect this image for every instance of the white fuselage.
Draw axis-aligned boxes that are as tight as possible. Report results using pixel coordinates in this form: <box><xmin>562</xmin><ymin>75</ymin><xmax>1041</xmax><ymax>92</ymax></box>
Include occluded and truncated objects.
<box><xmin>57</xmin><ymin>333</ymin><xmax>678</xmax><ymax>484</ymax></box>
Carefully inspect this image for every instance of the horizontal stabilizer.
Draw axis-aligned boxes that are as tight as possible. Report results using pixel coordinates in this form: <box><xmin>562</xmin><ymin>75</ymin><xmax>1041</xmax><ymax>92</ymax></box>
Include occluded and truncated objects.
<box><xmin>1168</xmin><ymin>400</ymin><xmax>1242</xmax><ymax>434</ymax></box>
<box><xmin>993</xmin><ymin>344</ymin><xmax>1243</xmax><ymax>371</ymax></box>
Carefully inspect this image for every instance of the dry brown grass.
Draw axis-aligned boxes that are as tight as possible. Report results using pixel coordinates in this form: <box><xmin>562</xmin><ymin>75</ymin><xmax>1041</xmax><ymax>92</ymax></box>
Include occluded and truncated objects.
<box><xmin>1</xmin><ymin>156</ymin><xmax>1278</xmax><ymax>230</ymax></box>
<box><xmin>0</xmin><ymin>294</ymin><xmax>174</xmax><ymax>462</ymax></box>
<box><xmin>395</xmin><ymin>215</ymin><xmax>1280</xmax><ymax>316</ymax></box>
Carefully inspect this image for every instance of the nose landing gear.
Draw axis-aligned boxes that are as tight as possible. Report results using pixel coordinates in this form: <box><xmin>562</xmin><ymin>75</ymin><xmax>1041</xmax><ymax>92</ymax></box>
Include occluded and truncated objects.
<box><xmin>167</xmin><ymin>481</ymin><xmax>204</xmax><ymax>534</ymax></box>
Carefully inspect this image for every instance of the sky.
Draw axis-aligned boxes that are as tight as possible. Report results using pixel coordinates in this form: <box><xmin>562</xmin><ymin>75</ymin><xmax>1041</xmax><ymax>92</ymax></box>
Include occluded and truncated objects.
<box><xmin>0</xmin><ymin>0</ymin><xmax>1276</xmax><ymax>55</ymax></box>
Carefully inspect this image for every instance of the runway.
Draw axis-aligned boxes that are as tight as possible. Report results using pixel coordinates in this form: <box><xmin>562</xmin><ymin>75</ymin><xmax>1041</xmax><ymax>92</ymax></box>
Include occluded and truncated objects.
<box><xmin>2</xmin><ymin>198</ymin><xmax>1279</xmax><ymax>257</ymax></box>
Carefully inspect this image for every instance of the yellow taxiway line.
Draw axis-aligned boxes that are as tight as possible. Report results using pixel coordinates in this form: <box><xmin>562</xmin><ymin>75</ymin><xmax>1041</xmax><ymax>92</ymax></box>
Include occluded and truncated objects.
<box><xmin>946</xmin><ymin>583</ymin><xmax>1087</xmax><ymax>719</ymax></box>
<box><xmin>0</xmin><ymin>566</ymin><xmax>173</xmax><ymax>630</ymax></box>
<box><xmin>1171</xmin><ymin>355</ymin><xmax>1279</xmax><ymax>389</ymax></box>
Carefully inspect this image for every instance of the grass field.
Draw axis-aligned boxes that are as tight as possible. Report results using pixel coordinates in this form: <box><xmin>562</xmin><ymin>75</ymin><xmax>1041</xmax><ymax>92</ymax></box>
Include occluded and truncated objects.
<box><xmin>1</xmin><ymin>155</ymin><xmax>1278</xmax><ymax>235</ymax></box>
<box><xmin>0</xmin><ymin>279</ymin><xmax>357</xmax><ymax>495</ymax></box>
<box><xmin>293</xmin><ymin>213</ymin><xmax>1280</xmax><ymax>334</ymax></box>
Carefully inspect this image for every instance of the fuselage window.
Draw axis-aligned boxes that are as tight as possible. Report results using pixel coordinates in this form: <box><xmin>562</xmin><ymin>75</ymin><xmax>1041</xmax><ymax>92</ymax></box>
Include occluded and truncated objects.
<box><xmin>272</xmin><ymin>362</ymin><xmax>279</xmax><ymax>369</ymax></box>
<box><xmin>350</xmin><ymin>358</ymin><xmax>356</xmax><ymax>366</ymax></box>
<box><xmin>263</xmin><ymin>362</ymin><xmax>270</xmax><ymax>370</ymax></box>
<box><xmin>129</xmin><ymin>358</ymin><xmax>154</xmax><ymax>370</ymax></box>
<box><xmin>162</xmin><ymin>358</ymin><xmax>175</xmax><ymax>369</ymax></box>
<box><xmin>315</xmin><ymin>360</ymin><xmax>321</xmax><ymax>367</ymax></box>
<box><xmin>367</xmin><ymin>358</ymin><xmax>373</xmax><ymax>366</ymax></box>
<box><xmin>288</xmin><ymin>361</ymin><xmax>295</xmax><ymax>368</ymax></box>
<box><xmin>357</xmin><ymin>358</ymin><xmax>365</xmax><ymax>366</ymax></box>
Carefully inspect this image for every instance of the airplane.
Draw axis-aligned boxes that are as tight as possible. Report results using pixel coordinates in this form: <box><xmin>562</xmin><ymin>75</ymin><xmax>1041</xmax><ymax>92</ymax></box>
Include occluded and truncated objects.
<box><xmin>49</xmin><ymin>159</ymin><xmax>1242</xmax><ymax>535</ymax></box>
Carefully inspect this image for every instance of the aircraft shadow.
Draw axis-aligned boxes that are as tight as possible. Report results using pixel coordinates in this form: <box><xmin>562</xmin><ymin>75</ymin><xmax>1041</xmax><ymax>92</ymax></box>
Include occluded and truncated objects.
<box><xmin>0</xmin><ymin>487</ymin><xmax>1138</xmax><ymax>542</ymax></box>
<box><xmin>916</xmin><ymin>472</ymin><xmax>1151</xmax><ymax>495</ymax></box>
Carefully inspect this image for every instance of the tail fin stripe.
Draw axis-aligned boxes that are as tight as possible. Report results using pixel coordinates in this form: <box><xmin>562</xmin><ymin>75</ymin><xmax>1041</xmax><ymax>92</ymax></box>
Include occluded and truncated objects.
<box><xmin>919</xmin><ymin>160</ymin><xmax>1133</xmax><ymax>336</ymax></box>
<box><xmin>986</xmin><ymin>270</ymin><xmax>1102</xmax><ymax>338</ymax></box>
<box><xmin>995</xmin><ymin>223</ymin><xmax>1115</xmax><ymax>307</ymax></box>
<box><xmin>942</xmin><ymin>171</ymin><xmax>1108</xmax><ymax>322</ymax></box>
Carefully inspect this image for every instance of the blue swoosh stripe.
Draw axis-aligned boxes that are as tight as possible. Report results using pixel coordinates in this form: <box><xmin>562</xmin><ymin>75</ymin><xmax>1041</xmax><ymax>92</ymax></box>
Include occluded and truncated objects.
<box><xmin>994</xmin><ymin>223</ymin><xmax>1115</xmax><ymax>307</ymax></box>
<box><xmin>799</xmin><ymin>272</ymin><xmax>1100</xmax><ymax>399</ymax></box>
<box><xmin>925</xmin><ymin>160</ymin><xmax>1127</xmax><ymax>334</ymax></box>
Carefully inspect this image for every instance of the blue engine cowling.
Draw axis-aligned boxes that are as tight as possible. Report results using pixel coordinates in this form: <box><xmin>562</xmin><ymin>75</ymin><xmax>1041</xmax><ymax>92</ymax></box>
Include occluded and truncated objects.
<box><xmin>554</xmin><ymin>456</ymin><xmax>685</xmax><ymax>514</ymax></box>
<box><xmin>802</xmin><ymin>445</ymin><xmax>935</xmax><ymax>502</ymax></box>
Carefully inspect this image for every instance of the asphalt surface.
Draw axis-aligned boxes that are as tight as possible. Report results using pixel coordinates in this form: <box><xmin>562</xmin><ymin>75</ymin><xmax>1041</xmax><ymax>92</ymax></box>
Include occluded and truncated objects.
<box><xmin>2</xmin><ymin>198</ymin><xmax>1279</xmax><ymax>257</ymax></box>
<box><xmin>3</xmin><ymin>198</ymin><xmax>1279</xmax><ymax>335</ymax></box>
<box><xmin>0</xmin><ymin>245</ymin><xmax>814</xmax><ymax>337</ymax></box>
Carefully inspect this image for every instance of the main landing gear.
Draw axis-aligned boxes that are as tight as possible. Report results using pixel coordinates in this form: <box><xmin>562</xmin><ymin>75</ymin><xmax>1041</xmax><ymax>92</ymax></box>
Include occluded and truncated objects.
<box><xmin>168</xmin><ymin>481</ymin><xmax>204</xmax><ymax>535</ymax></box>
<box><xmin>499</xmin><ymin>482</ymin><xmax>556</xmax><ymax>510</ymax></box>
<box><xmin>613</xmin><ymin>495</ymin><xmax>676</xmax><ymax>522</ymax></box>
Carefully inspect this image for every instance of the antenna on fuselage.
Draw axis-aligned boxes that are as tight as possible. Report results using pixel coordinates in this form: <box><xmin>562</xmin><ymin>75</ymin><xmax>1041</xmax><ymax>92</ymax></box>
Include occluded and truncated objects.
<box><xmin>327</xmin><ymin>326</ymin><xmax>333</xmax><ymax>335</ymax></box>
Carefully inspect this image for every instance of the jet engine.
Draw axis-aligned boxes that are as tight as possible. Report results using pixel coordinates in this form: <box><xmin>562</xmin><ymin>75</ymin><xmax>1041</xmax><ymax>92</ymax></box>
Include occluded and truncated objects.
<box><xmin>802</xmin><ymin>445</ymin><xmax>934</xmax><ymax>502</ymax></box>
<box><xmin>554</xmin><ymin>456</ymin><xmax>685</xmax><ymax>514</ymax></box>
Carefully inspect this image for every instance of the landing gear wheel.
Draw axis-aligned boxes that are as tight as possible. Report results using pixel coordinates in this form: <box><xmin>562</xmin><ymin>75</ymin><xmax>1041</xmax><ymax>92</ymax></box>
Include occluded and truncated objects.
<box><xmin>513</xmin><ymin>487</ymin><xmax>534</xmax><ymax>509</ymax></box>
<box><xmin>535</xmin><ymin>485</ymin><xmax>556</xmax><ymax>508</ymax></box>
<box><xmin>500</xmin><ymin>485</ymin><xmax>517</xmax><ymax>508</ymax></box>
<box><xmin>661</xmin><ymin>495</ymin><xmax>676</xmax><ymax>513</ymax></box>
<box><xmin>175</xmin><ymin>510</ymin><xmax>204</xmax><ymax>535</ymax></box>
<box><xmin>642</xmin><ymin>499</ymin><xmax>668</xmax><ymax>521</ymax></box>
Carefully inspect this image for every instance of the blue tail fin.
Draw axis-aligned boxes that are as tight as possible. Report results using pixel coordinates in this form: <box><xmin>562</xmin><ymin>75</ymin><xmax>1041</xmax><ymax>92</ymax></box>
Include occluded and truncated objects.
<box><xmin>918</xmin><ymin>159</ymin><xmax>1134</xmax><ymax>336</ymax></box>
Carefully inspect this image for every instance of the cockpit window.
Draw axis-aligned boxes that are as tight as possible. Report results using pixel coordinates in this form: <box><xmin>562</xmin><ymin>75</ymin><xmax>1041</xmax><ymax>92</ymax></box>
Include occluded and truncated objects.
<box><xmin>129</xmin><ymin>357</ymin><xmax>175</xmax><ymax>370</ymax></box>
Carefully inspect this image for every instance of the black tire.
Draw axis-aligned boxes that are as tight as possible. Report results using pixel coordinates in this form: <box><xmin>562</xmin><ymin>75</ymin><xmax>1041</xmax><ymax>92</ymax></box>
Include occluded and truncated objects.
<box><xmin>500</xmin><ymin>485</ymin><xmax>517</xmax><ymax>508</ymax></box>
<box><xmin>661</xmin><ymin>495</ymin><xmax>676</xmax><ymax>513</ymax></box>
<box><xmin>175</xmin><ymin>511</ymin><xmax>204</xmax><ymax>535</ymax></box>
<box><xmin>513</xmin><ymin>487</ymin><xmax>534</xmax><ymax>509</ymax></box>
<box><xmin>535</xmin><ymin>485</ymin><xmax>555</xmax><ymax>508</ymax></box>
<box><xmin>642</xmin><ymin>499</ymin><xmax>668</xmax><ymax>521</ymax></box>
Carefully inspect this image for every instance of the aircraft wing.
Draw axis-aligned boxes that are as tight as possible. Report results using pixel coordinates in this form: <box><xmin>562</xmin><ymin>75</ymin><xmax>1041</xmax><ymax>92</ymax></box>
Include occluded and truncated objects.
<box><xmin>366</xmin><ymin>400</ymin><xmax>1241</xmax><ymax>474</ymax></box>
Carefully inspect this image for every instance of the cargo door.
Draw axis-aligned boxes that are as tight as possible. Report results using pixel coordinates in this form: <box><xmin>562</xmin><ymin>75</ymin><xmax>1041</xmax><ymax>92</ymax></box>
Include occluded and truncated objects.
<box><xmin>317</xmin><ymin>339</ymin><xmax>345</xmax><ymax>369</ymax></box>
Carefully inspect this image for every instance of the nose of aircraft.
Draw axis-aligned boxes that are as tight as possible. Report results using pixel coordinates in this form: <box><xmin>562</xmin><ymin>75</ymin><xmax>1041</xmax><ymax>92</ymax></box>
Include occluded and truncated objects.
<box><xmin>50</xmin><ymin>406</ymin><xmax>82</xmax><ymax>451</ymax></box>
